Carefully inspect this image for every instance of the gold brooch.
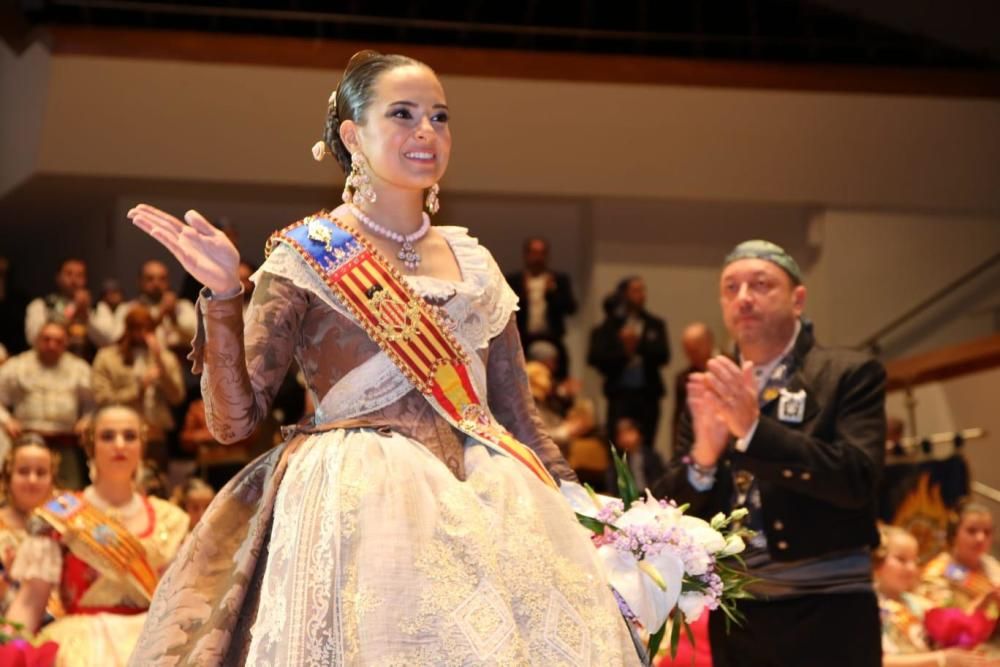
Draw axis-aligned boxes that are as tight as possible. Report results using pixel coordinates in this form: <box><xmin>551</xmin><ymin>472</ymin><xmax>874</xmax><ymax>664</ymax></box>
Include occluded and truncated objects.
<box><xmin>307</xmin><ymin>217</ymin><xmax>333</xmax><ymax>252</ymax></box>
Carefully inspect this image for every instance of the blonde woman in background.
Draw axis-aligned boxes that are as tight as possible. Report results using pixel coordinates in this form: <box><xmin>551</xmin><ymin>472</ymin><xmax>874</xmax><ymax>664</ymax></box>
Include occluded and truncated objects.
<box><xmin>0</xmin><ymin>433</ymin><xmax>58</xmax><ymax>617</ymax></box>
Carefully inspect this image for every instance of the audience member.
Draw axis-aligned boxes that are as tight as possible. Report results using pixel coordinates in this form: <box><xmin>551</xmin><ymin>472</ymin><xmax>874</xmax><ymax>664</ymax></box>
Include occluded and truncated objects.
<box><xmin>877</xmin><ymin>525</ymin><xmax>998</xmax><ymax>666</ymax></box>
<box><xmin>672</xmin><ymin>322</ymin><xmax>716</xmax><ymax>452</ymax></box>
<box><xmin>117</xmin><ymin>260</ymin><xmax>197</xmax><ymax>356</ymax></box>
<box><xmin>506</xmin><ymin>237</ymin><xmax>577</xmax><ymax>379</ymax></box>
<box><xmin>98</xmin><ymin>278</ymin><xmax>125</xmax><ymax>313</ymax></box>
<box><xmin>6</xmin><ymin>405</ymin><xmax>188</xmax><ymax>657</ymax></box>
<box><xmin>0</xmin><ymin>434</ymin><xmax>57</xmax><ymax>617</ymax></box>
<box><xmin>92</xmin><ymin>304</ymin><xmax>185</xmax><ymax>469</ymax></box>
<box><xmin>0</xmin><ymin>321</ymin><xmax>94</xmax><ymax>489</ymax></box>
<box><xmin>921</xmin><ymin>500</ymin><xmax>1000</xmax><ymax>622</ymax></box>
<box><xmin>525</xmin><ymin>344</ymin><xmax>608</xmax><ymax>488</ymax></box>
<box><xmin>587</xmin><ymin>275</ymin><xmax>670</xmax><ymax>448</ymax></box>
<box><xmin>609</xmin><ymin>416</ymin><xmax>666</xmax><ymax>495</ymax></box>
<box><xmin>24</xmin><ymin>258</ymin><xmax>117</xmax><ymax>360</ymax></box>
<box><xmin>173</xmin><ymin>477</ymin><xmax>215</xmax><ymax>530</ymax></box>
<box><xmin>654</xmin><ymin>239</ymin><xmax>887</xmax><ymax>667</ymax></box>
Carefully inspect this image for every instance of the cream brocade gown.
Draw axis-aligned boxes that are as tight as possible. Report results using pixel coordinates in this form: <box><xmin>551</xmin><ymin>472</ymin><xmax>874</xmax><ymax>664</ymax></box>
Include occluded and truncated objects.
<box><xmin>129</xmin><ymin>223</ymin><xmax>640</xmax><ymax>666</ymax></box>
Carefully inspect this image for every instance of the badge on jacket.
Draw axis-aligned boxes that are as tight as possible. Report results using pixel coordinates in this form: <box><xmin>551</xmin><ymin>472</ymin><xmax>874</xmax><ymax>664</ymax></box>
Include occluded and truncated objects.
<box><xmin>777</xmin><ymin>388</ymin><xmax>806</xmax><ymax>423</ymax></box>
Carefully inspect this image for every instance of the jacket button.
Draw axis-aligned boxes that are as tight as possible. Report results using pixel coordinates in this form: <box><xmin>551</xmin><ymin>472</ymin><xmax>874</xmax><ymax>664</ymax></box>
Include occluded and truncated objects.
<box><xmin>777</xmin><ymin>540</ymin><xmax>789</xmax><ymax>550</ymax></box>
<box><xmin>773</xmin><ymin>520</ymin><xmax>784</xmax><ymax>531</ymax></box>
<box><xmin>782</xmin><ymin>469</ymin><xmax>793</xmax><ymax>478</ymax></box>
<box><xmin>800</xmin><ymin>471</ymin><xmax>812</xmax><ymax>481</ymax></box>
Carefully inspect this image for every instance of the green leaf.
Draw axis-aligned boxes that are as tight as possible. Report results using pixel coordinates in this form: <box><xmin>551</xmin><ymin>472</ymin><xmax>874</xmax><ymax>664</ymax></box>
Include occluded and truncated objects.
<box><xmin>669</xmin><ymin>612</ymin><xmax>683</xmax><ymax>659</ymax></box>
<box><xmin>575</xmin><ymin>513</ymin><xmax>610</xmax><ymax>535</ymax></box>
<box><xmin>648</xmin><ymin>620</ymin><xmax>667</xmax><ymax>660</ymax></box>
<box><xmin>609</xmin><ymin>442</ymin><xmax>639</xmax><ymax>506</ymax></box>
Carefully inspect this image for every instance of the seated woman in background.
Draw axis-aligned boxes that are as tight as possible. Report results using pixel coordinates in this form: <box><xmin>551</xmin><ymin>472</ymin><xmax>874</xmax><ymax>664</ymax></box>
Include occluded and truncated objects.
<box><xmin>921</xmin><ymin>501</ymin><xmax>1000</xmax><ymax>636</ymax></box>
<box><xmin>0</xmin><ymin>433</ymin><xmax>59</xmax><ymax>617</ymax></box>
<box><xmin>6</xmin><ymin>404</ymin><xmax>188</xmax><ymax>667</ymax></box>
<box><xmin>877</xmin><ymin>525</ymin><xmax>998</xmax><ymax>666</ymax></box>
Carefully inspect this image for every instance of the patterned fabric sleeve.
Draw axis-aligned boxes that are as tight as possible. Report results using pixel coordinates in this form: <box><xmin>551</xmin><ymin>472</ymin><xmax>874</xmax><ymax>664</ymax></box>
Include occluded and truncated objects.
<box><xmin>192</xmin><ymin>273</ymin><xmax>309</xmax><ymax>444</ymax></box>
<box><xmin>486</xmin><ymin>318</ymin><xmax>578</xmax><ymax>483</ymax></box>
<box><xmin>10</xmin><ymin>535</ymin><xmax>62</xmax><ymax>585</ymax></box>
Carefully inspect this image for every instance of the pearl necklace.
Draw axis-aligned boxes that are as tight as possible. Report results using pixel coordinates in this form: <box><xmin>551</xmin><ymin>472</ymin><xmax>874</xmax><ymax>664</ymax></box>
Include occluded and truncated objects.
<box><xmin>83</xmin><ymin>486</ymin><xmax>145</xmax><ymax>524</ymax></box>
<box><xmin>350</xmin><ymin>205</ymin><xmax>431</xmax><ymax>272</ymax></box>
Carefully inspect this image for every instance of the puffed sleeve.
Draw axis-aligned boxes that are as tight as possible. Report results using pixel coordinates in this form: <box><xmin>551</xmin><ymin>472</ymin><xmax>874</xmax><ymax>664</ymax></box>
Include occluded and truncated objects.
<box><xmin>10</xmin><ymin>535</ymin><xmax>62</xmax><ymax>585</ymax></box>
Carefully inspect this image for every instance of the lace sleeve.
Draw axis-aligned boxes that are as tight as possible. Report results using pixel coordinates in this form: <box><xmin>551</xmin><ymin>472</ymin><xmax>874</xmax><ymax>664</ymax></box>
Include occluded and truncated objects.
<box><xmin>486</xmin><ymin>317</ymin><xmax>578</xmax><ymax>483</ymax></box>
<box><xmin>192</xmin><ymin>272</ymin><xmax>309</xmax><ymax>444</ymax></box>
<box><xmin>10</xmin><ymin>535</ymin><xmax>62</xmax><ymax>584</ymax></box>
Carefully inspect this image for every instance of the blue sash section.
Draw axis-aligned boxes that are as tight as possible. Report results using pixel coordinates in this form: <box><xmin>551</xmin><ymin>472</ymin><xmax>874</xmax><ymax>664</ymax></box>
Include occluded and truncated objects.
<box><xmin>281</xmin><ymin>216</ymin><xmax>362</xmax><ymax>274</ymax></box>
<box><xmin>43</xmin><ymin>492</ymin><xmax>82</xmax><ymax>519</ymax></box>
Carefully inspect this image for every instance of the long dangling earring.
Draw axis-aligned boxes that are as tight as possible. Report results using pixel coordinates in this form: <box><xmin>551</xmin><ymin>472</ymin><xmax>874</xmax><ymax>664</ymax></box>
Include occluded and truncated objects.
<box><xmin>425</xmin><ymin>183</ymin><xmax>440</xmax><ymax>215</ymax></box>
<box><xmin>342</xmin><ymin>152</ymin><xmax>377</xmax><ymax>207</ymax></box>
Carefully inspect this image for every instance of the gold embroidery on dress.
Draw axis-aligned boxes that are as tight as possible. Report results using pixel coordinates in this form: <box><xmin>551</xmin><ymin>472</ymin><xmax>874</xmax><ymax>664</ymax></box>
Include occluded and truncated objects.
<box><xmin>381</xmin><ymin>460</ymin><xmax>623</xmax><ymax>666</ymax></box>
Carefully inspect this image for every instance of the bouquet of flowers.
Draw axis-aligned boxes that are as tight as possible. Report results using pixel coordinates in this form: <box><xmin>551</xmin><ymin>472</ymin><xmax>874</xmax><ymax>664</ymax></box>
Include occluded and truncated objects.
<box><xmin>562</xmin><ymin>448</ymin><xmax>755</xmax><ymax>660</ymax></box>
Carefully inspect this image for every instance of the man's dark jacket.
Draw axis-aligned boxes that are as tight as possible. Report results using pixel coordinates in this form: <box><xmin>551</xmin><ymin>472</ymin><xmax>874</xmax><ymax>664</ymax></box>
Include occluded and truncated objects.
<box><xmin>653</xmin><ymin>324</ymin><xmax>886</xmax><ymax>562</ymax></box>
<box><xmin>505</xmin><ymin>271</ymin><xmax>577</xmax><ymax>341</ymax></box>
<box><xmin>587</xmin><ymin>311</ymin><xmax>670</xmax><ymax>398</ymax></box>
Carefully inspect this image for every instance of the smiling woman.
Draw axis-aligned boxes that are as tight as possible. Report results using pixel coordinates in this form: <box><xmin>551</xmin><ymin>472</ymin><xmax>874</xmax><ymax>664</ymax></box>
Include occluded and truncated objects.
<box><xmin>125</xmin><ymin>49</ymin><xmax>643</xmax><ymax>665</ymax></box>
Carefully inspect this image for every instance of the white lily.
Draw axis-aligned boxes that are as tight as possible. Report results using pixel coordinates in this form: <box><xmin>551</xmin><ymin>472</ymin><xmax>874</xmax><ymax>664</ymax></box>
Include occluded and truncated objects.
<box><xmin>597</xmin><ymin>545</ymin><xmax>684</xmax><ymax>632</ymax></box>
<box><xmin>720</xmin><ymin>534</ymin><xmax>746</xmax><ymax>557</ymax></box>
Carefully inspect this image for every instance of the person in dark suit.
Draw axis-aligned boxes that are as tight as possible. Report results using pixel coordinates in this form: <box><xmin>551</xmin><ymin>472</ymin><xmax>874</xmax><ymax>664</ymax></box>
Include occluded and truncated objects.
<box><xmin>587</xmin><ymin>276</ymin><xmax>670</xmax><ymax>449</ymax></box>
<box><xmin>505</xmin><ymin>237</ymin><xmax>577</xmax><ymax>379</ymax></box>
<box><xmin>654</xmin><ymin>240</ymin><xmax>886</xmax><ymax>667</ymax></box>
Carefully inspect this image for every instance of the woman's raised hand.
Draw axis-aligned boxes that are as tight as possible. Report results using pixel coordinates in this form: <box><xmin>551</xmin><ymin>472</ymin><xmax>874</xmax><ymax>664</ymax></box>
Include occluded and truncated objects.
<box><xmin>128</xmin><ymin>204</ymin><xmax>241</xmax><ymax>295</ymax></box>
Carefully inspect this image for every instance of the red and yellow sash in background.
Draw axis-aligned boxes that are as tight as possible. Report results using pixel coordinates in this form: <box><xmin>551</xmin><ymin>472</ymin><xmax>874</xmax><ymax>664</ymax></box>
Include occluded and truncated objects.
<box><xmin>35</xmin><ymin>493</ymin><xmax>158</xmax><ymax>602</ymax></box>
<box><xmin>268</xmin><ymin>212</ymin><xmax>558</xmax><ymax>489</ymax></box>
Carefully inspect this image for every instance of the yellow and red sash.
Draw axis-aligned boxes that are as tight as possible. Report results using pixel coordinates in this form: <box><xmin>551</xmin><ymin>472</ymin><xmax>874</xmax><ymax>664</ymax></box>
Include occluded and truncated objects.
<box><xmin>35</xmin><ymin>492</ymin><xmax>158</xmax><ymax>602</ymax></box>
<box><xmin>267</xmin><ymin>212</ymin><xmax>557</xmax><ymax>489</ymax></box>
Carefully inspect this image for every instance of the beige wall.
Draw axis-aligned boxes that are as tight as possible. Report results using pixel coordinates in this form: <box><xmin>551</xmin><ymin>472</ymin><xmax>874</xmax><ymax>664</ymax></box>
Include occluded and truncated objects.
<box><xmin>0</xmin><ymin>43</ymin><xmax>49</xmax><ymax>196</ymax></box>
<box><xmin>1</xmin><ymin>46</ymin><xmax>997</xmax><ymax>212</ymax></box>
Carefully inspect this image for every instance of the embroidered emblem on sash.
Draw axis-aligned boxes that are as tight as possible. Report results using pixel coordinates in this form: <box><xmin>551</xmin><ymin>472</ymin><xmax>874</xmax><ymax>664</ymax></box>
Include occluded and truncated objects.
<box><xmin>367</xmin><ymin>285</ymin><xmax>420</xmax><ymax>342</ymax></box>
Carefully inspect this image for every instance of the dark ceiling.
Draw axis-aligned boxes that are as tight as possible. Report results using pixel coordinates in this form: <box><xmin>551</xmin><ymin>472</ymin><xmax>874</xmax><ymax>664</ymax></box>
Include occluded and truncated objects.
<box><xmin>10</xmin><ymin>0</ymin><xmax>1000</xmax><ymax>69</ymax></box>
